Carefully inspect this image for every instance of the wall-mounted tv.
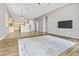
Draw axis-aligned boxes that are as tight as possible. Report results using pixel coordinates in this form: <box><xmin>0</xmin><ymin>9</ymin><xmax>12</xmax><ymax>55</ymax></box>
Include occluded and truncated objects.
<box><xmin>58</xmin><ymin>20</ymin><xmax>72</xmax><ymax>29</ymax></box>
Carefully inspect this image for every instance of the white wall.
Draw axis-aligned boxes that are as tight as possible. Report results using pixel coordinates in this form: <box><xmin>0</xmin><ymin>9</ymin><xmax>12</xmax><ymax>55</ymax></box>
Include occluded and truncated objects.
<box><xmin>0</xmin><ymin>4</ymin><xmax>8</xmax><ymax>40</ymax></box>
<box><xmin>35</xmin><ymin>17</ymin><xmax>43</xmax><ymax>32</ymax></box>
<box><xmin>35</xmin><ymin>4</ymin><xmax>79</xmax><ymax>37</ymax></box>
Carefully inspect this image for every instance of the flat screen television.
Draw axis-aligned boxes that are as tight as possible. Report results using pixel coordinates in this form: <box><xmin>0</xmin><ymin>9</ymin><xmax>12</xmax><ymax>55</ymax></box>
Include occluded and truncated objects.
<box><xmin>58</xmin><ymin>20</ymin><xmax>72</xmax><ymax>28</ymax></box>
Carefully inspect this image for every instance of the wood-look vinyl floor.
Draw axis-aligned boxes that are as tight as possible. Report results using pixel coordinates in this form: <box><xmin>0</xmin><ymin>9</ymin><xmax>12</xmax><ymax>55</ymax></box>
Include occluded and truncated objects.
<box><xmin>0</xmin><ymin>32</ymin><xmax>79</xmax><ymax>56</ymax></box>
<box><xmin>0</xmin><ymin>32</ymin><xmax>47</xmax><ymax>56</ymax></box>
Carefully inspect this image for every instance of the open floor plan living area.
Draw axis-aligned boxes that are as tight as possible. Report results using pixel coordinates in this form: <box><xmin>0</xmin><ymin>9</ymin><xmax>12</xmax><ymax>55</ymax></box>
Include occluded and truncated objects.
<box><xmin>0</xmin><ymin>3</ymin><xmax>79</xmax><ymax>56</ymax></box>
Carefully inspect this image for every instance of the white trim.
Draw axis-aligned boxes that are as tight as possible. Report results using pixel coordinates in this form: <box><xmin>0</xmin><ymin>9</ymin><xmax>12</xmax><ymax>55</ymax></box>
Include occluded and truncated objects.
<box><xmin>0</xmin><ymin>33</ymin><xmax>8</xmax><ymax>41</ymax></box>
<box><xmin>50</xmin><ymin>33</ymin><xmax>79</xmax><ymax>39</ymax></box>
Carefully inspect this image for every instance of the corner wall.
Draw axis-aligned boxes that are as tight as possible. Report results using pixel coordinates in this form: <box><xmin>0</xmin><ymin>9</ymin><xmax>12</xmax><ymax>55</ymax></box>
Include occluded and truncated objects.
<box><xmin>0</xmin><ymin>4</ymin><xmax>8</xmax><ymax>40</ymax></box>
<box><xmin>34</xmin><ymin>4</ymin><xmax>79</xmax><ymax>37</ymax></box>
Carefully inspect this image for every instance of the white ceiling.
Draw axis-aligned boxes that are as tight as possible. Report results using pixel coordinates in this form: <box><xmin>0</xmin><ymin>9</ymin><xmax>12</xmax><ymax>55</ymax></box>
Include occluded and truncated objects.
<box><xmin>6</xmin><ymin>3</ymin><xmax>69</xmax><ymax>19</ymax></box>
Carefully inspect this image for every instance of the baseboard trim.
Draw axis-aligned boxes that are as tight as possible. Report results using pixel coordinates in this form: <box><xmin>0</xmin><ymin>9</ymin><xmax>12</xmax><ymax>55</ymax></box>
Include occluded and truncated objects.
<box><xmin>48</xmin><ymin>33</ymin><xmax>79</xmax><ymax>39</ymax></box>
<box><xmin>0</xmin><ymin>33</ymin><xmax>8</xmax><ymax>41</ymax></box>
